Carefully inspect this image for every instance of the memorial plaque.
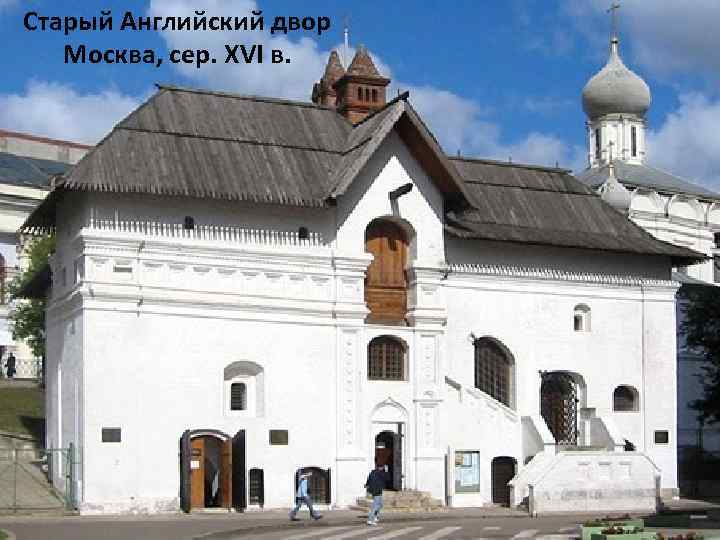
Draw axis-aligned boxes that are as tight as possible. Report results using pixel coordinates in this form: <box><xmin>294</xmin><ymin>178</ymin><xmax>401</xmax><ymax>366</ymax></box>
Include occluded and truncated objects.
<box><xmin>269</xmin><ymin>430</ymin><xmax>289</xmax><ymax>445</ymax></box>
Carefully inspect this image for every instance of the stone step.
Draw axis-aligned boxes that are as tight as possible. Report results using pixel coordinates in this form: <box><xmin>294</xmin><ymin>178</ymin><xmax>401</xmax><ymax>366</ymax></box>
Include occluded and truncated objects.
<box><xmin>353</xmin><ymin>490</ymin><xmax>445</xmax><ymax>512</ymax></box>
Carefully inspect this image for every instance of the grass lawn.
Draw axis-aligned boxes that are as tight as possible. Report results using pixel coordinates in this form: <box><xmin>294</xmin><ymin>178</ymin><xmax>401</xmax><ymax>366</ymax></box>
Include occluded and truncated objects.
<box><xmin>0</xmin><ymin>387</ymin><xmax>44</xmax><ymax>440</ymax></box>
<box><xmin>0</xmin><ymin>529</ymin><xmax>7</xmax><ymax>539</ymax></box>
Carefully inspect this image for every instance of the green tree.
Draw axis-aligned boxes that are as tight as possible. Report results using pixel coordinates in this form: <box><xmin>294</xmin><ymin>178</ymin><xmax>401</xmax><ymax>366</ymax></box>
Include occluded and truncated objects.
<box><xmin>682</xmin><ymin>284</ymin><xmax>720</xmax><ymax>425</ymax></box>
<box><xmin>7</xmin><ymin>235</ymin><xmax>55</xmax><ymax>359</ymax></box>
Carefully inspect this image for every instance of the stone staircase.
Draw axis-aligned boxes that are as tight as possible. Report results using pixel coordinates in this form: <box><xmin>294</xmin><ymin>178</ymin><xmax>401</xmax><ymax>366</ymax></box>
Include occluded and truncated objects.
<box><xmin>351</xmin><ymin>490</ymin><xmax>445</xmax><ymax>513</ymax></box>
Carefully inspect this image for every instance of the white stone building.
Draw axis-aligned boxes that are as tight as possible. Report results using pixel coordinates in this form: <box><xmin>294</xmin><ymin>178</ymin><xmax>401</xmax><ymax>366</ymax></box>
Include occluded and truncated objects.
<box><xmin>26</xmin><ymin>47</ymin><xmax>702</xmax><ymax>515</ymax></box>
<box><xmin>0</xmin><ymin>129</ymin><xmax>89</xmax><ymax>378</ymax></box>
<box><xmin>576</xmin><ymin>33</ymin><xmax>720</xmax><ymax>496</ymax></box>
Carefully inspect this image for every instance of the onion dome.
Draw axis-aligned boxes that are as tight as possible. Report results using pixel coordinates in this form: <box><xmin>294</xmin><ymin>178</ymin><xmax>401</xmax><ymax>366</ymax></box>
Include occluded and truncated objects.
<box><xmin>582</xmin><ymin>37</ymin><xmax>651</xmax><ymax>119</ymax></box>
<box><xmin>599</xmin><ymin>162</ymin><xmax>631</xmax><ymax>212</ymax></box>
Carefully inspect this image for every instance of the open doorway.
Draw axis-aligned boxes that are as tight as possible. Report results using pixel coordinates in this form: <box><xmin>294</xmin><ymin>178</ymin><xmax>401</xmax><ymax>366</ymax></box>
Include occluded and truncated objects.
<box><xmin>374</xmin><ymin>429</ymin><xmax>402</xmax><ymax>490</ymax></box>
<box><xmin>180</xmin><ymin>429</ymin><xmax>246</xmax><ymax>512</ymax></box>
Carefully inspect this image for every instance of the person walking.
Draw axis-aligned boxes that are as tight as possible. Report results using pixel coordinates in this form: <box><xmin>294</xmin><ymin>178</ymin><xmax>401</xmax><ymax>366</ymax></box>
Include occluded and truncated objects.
<box><xmin>365</xmin><ymin>463</ymin><xmax>386</xmax><ymax>526</ymax></box>
<box><xmin>289</xmin><ymin>471</ymin><xmax>322</xmax><ymax>521</ymax></box>
<box><xmin>5</xmin><ymin>353</ymin><xmax>16</xmax><ymax>379</ymax></box>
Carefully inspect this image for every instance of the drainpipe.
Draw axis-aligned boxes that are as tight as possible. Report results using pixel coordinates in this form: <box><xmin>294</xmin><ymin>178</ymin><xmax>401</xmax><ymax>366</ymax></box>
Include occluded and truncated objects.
<box><xmin>640</xmin><ymin>283</ymin><xmax>647</xmax><ymax>450</ymax></box>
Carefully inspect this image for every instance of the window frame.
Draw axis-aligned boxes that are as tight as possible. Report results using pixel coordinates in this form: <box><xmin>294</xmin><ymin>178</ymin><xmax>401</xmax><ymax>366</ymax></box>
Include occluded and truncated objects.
<box><xmin>613</xmin><ymin>385</ymin><xmax>639</xmax><ymax>412</ymax></box>
<box><xmin>230</xmin><ymin>382</ymin><xmax>247</xmax><ymax>411</ymax></box>
<box><xmin>367</xmin><ymin>336</ymin><xmax>406</xmax><ymax>381</ymax></box>
<box><xmin>573</xmin><ymin>304</ymin><xmax>591</xmax><ymax>332</ymax></box>
<box><xmin>473</xmin><ymin>338</ymin><xmax>513</xmax><ymax>408</ymax></box>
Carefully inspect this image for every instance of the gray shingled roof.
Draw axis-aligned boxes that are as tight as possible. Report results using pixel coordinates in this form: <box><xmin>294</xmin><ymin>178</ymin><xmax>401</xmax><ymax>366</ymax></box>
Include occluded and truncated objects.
<box><xmin>0</xmin><ymin>151</ymin><xmax>68</xmax><ymax>189</ymax></box>
<box><xmin>577</xmin><ymin>161</ymin><xmax>720</xmax><ymax>200</ymax></box>
<box><xmin>447</xmin><ymin>157</ymin><xmax>702</xmax><ymax>263</ymax></box>
<box><xmin>22</xmin><ymin>85</ymin><xmax>704</xmax><ymax>264</ymax></box>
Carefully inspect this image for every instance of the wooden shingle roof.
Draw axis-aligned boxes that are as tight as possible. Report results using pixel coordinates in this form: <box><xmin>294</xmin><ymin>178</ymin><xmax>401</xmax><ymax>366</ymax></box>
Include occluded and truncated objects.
<box><xmin>22</xmin><ymin>85</ymin><xmax>705</xmax><ymax>264</ymax></box>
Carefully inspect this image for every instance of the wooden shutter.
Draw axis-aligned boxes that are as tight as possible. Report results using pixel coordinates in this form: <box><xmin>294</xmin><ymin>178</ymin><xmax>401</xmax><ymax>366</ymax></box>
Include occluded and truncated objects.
<box><xmin>220</xmin><ymin>439</ymin><xmax>233</xmax><ymax>508</ymax></box>
<box><xmin>365</xmin><ymin>220</ymin><xmax>408</xmax><ymax>323</ymax></box>
<box><xmin>232</xmin><ymin>430</ymin><xmax>246</xmax><ymax>510</ymax></box>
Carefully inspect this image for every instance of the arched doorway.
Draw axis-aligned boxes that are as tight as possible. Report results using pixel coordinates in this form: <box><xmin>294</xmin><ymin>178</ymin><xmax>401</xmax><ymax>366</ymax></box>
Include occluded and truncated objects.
<box><xmin>375</xmin><ymin>430</ymin><xmax>402</xmax><ymax>490</ymax></box>
<box><xmin>540</xmin><ymin>372</ymin><xmax>578</xmax><ymax>445</ymax></box>
<box><xmin>179</xmin><ymin>429</ymin><xmax>246</xmax><ymax>512</ymax></box>
<box><xmin>364</xmin><ymin>219</ymin><xmax>409</xmax><ymax>324</ymax></box>
<box><xmin>491</xmin><ymin>456</ymin><xmax>516</xmax><ymax>506</ymax></box>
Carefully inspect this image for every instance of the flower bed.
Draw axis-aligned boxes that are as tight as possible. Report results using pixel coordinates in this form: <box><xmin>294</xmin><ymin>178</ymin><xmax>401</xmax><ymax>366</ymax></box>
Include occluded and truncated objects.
<box><xmin>582</xmin><ymin>517</ymin><xmax>645</xmax><ymax>540</ymax></box>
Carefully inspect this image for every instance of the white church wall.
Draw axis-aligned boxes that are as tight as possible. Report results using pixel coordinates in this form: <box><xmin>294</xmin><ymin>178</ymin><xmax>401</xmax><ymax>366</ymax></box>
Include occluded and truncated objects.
<box><xmin>80</xmin><ymin>308</ymin><xmax>337</xmax><ymax>513</ymax></box>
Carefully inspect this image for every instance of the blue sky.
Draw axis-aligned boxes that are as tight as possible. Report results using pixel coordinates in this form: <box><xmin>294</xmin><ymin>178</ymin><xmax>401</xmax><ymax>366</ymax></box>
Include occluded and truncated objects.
<box><xmin>1</xmin><ymin>0</ymin><xmax>719</xmax><ymax>189</ymax></box>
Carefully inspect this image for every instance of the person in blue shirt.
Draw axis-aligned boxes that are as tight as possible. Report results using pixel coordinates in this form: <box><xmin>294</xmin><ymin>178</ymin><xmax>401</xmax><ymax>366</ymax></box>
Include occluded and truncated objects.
<box><xmin>289</xmin><ymin>470</ymin><xmax>322</xmax><ymax>521</ymax></box>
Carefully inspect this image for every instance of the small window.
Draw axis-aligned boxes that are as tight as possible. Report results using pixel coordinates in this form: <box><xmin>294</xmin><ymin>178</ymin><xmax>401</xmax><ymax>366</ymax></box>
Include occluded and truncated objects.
<box><xmin>298</xmin><ymin>227</ymin><xmax>309</xmax><ymax>240</ymax></box>
<box><xmin>595</xmin><ymin>128</ymin><xmax>601</xmax><ymax>160</ymax></box>
<box><xmin>184</xmin><ymin>216</ymin><xmax>195</xmax><ymax>230</ymax></box>
<box><xmin>613</xmin><ymin>385</ymin><xmax>639</xmax><ymax>412</ymax></box>
<box><xmin>368</xmin><ymin>336</ymin><xmax>405</xmax><ymax>380</ymax></box>
<box><xmin>654</xmin><ymin>430</ymin><xmax>669</xmax><ymax>444</ymax></box>
<box><xmin>372</xmin><ymin>89</ymin><xmax>378</xmax><ymax>103</ymax></box>
<box><xmin>365</xmin><ymin>88</ymin><xmax>370</xmax><ymax>102</ymax></box>
<box><xmin>631</xmin><ymin>126</ymin><xmax>637</xmax><ymax>157</ymax></box>
<box><xmin>230</xmin><ymin>382</ymin><xmax>247</xmax><ymax>411</ymax></box>
<box><xmin>357</xmin><ymin>87</ymin><xmax>363</xmax><ymax>101</ymax></box>
<box><xmin>574</xmin><ymin>304</ymin><xmax>591</xmax><ymax>332</ymax></box>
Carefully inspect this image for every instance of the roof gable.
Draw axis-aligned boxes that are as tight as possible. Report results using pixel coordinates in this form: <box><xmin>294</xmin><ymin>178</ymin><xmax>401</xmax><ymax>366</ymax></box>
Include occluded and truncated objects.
<box><xmin>329</xmin><ymin>94</ymin><xmax>473</xmax><ymax>208</ymax></box>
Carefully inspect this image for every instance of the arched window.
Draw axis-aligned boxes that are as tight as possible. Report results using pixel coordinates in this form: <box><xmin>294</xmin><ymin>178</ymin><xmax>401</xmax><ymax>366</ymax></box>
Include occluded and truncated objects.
<box><xmin>474</xmin><ymin>338</ymin><xmax>513</xmax><ymax>407</ymax></box>
<box><xmin>224</xmin><ymin>361</ymin><xmax>264</xmax><ymax>417</ymax></box>
<box><xmin>595</xmin><ymin>128</ymin><xmax>601</xmax><ymax>160</ymax></box>
<box><xmin>357</xmin><ymin>87</ymin><xmax>363</xmax><ymax>101</ymax></box>
<box><xmin>368</xmin><ymin>336</ymin><xmax>405</xmax><ymax>381</ymax></box>
<box><xmin>295</xmin><ymin>467</ymin><xmax>330</xmax><ymax>504</ymax></box>
<box><xmin>574</xmin><ymin>304</ymin><xmax>591</xmax><ymax>332</ymax></box>
<box><xmin>230</xmin><ymin>382</ymin><xmax>247</xmax><ymax>410</ymax></box>
<box><xmin>613</xmin><ymin>385</ymin><xmax>639</xmax><ymax>412</ymax></box>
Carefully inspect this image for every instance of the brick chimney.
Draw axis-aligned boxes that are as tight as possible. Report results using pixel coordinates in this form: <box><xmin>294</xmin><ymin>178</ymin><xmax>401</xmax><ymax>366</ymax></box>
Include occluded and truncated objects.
<box><xmin>311</xmin><ymin>50</ymin><xmax>345</xmax><ymax>108</ymax></box>
<box><xmin>332</xmin><ymin>46</ymin><xmax>390</xmax><ymax>124</ymax></box>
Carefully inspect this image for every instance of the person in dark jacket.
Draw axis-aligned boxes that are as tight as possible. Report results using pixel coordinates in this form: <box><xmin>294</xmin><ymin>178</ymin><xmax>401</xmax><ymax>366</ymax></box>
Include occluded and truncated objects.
<box><xmin>364</xmin><ymin>463</ymin><xmax>386</xmax><ymax>525</ymax></box>
<box><xmin>5</xmin><ymin>353</ymin><xmax>16</xmax><ymax>379</ymax></box>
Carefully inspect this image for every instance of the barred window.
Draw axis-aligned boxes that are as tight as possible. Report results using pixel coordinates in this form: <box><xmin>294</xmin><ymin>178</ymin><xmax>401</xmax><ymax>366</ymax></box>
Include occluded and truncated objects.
<box><xmin>474</xmin><ymin>338</ymin><xmax>512</xmax><ymax>407</ymax></box>
<box><xmin>613</xmin><ymin>385</ymin><xmax>638</xmax><ymax>412</ymax></box>
<box><xmin>230</xmin><ymin>382</ymin><xmax>247</xmax><ymax>411</ymax></box>
<box><xmin>368</xmin><ymin>336</ymin><xmax>405</xmax><ymax>381</ymax></box>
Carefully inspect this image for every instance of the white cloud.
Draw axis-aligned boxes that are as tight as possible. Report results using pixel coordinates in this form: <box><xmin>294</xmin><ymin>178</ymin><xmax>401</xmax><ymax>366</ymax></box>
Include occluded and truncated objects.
<box><xmin>647</xmin><ymin>93</ymin><xmax>720</xmax><ymax>190</ymax></box>
<box><xmin>0</xmin><ymin>81</ymin><xmax>144</xmax><ymax>144</ymax></box>
<box><xmin>408</xmin><ymin>86</ymin><xmax>585</xmax><ymax>171</ymax></box>
<box><xmin>563</xmin><ymin>0</ymin><xmax>720</xmax><ymax>81</ymax></box>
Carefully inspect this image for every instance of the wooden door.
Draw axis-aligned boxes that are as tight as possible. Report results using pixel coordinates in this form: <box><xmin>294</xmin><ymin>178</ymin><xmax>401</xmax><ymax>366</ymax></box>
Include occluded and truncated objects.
<box><xmin>220</xmin><ymin>439</ymin><xmax>232</xmax><ymax>508</ymax></box>
<box><xmin>392</xmin><ymin>428</ymin><xmax>403</xmax><ymax>491</ymax></box>
<box><xmin>491</xmin><ymin>457</ymin><xmax>516</xmax><ymax>506</ymax></box>
<box><xmin>190</xmin><ymin>437</ymin><xmax>205</xmax><ymax>508</ymax></box>
<box><xmin>179</xmin><ymin>431</ymin><xmax>191</xmax><ymax>513</ymax></box>
<box><xmin>232</xmin><ymin>430</ymin><xmax>246</xmax><ymax>510</ymax></box>
<box><xmin>365</xmin><ymin>220</ymin><xmax>408</xmax><ymax>323</ymax></box>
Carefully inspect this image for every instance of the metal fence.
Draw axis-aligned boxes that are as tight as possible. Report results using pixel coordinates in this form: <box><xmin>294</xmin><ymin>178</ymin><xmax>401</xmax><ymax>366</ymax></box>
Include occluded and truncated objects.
<box><xmin>0</xmin><ymin>445</ymin><xmax>77</xmax><ymax>512</ymax></box>
<box><xmin>0</xmin><ymin>357</ymin><xmax>42</xmax><ymax>381</ymax></box>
